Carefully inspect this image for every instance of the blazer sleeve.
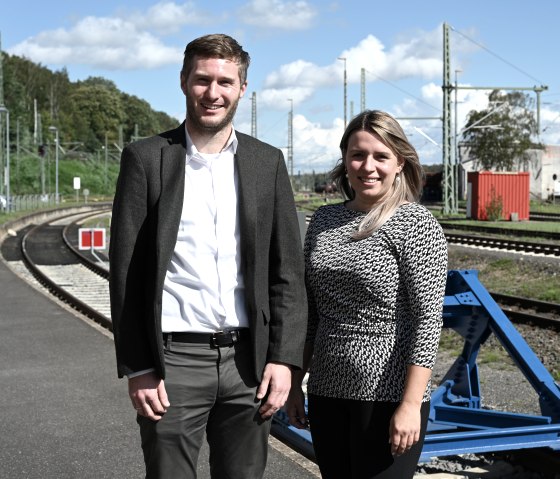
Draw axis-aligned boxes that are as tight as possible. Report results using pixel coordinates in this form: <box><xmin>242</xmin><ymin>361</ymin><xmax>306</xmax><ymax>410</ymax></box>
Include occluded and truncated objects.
<box><xmin>265</xmin><ymin>151</ymin><xmax>308</xmax><ymax>369</ymax></box>
<box><xmin>109</xmin><ymin>143</ymin><xmax>155</xmax><ymax>378</ymax></box>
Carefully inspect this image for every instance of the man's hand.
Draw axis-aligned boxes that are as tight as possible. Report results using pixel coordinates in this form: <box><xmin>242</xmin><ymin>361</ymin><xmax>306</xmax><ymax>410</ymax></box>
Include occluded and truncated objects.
<box><xmin>256</xmin><ymin>362</ymin><xmax>291</xmax><ymax>419</ymax></box>
<box><xmin>128</xmin><ymin>372</ymin><xmax>170</xmax><ymax>421</ymax></box>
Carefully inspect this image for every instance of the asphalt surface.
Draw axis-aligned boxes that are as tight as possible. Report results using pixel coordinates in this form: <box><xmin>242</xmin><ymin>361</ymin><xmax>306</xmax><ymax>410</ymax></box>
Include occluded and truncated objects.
<box><xmin>0</xmin><ymin>257</ymin><xmax>318</xmax><ymax>478</ymax></box>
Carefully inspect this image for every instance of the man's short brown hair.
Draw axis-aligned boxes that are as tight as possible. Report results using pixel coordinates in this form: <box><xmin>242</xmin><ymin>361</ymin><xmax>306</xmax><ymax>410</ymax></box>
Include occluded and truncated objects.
<box><xmin>181</xmin><ymin>33</ymin><xmax>251</xmax><ymax>84</ymax></box>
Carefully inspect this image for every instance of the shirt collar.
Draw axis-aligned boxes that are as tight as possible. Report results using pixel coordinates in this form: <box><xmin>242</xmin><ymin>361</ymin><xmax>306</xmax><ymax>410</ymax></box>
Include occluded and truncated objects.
<box><xmin>185</xmin><ymin>125</ymin><xmax>238</xmax><ymax>165</ymax></box>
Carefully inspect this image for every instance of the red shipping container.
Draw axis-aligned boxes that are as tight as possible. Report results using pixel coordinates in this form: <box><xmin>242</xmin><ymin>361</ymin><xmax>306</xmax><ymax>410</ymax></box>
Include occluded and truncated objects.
<box><xmin>467</xmin><ymin>171</ymin><xmax>529</xmax><ymax>221</ymax></box>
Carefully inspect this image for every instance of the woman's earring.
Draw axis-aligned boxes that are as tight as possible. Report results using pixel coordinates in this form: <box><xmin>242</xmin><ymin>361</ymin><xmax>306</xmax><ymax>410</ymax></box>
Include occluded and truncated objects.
<box><xmin>395</xmin><ymin>173</ymin><xmax>401</xmax><ymax>185</ymax></box>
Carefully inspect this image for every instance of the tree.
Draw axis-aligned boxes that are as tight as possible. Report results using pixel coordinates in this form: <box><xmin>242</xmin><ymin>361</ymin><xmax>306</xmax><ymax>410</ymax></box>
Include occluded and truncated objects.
<box><xmin>2</xmin><ymin>52</ymin><xmax>179</xmax><ymax>157</ymax></box>
<box><xmin>67</xmin><ymin>81</ymin><xmax>125</xmax><ymax>150</ymax></box>
<box><xmin>461</xmin><ymin>90</ymin><xmax>543</xmax><ymax>171</ymax></box>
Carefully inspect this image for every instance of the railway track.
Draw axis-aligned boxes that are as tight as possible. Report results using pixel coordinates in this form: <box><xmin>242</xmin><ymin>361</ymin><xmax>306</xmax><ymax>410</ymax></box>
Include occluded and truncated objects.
<box><xmin>492</xmin><ymin>292</ymin><xmax>560</xmax><ymax>330</ymax></box>
<box><xmin>17</xmin><ymin>209</ymin><xmax>560</xmax><ymax>337</ymax></box>
<box><xmin>14</xmin><ymin>209</ymin><xmax>111</xmax><ymax>328</ymax></box>
<box><xmin>424</xmin><ymin>203</ymin><xmax>560</xmax><ymax>222</ymax></box>
<box><xmin>445</xmin><ymin>231</ymin><xmax>560</xmax><ymax>257</ymax></box>
<box><xmin>439</xmin><ymin>221</ymin><xmax>560</xmax><ymax>242</ymax></box>
<box><xmin>3</xmin><ymin>206</ymin><xmax>560</xmax><ymax>477</ymax></box>
<box><xmin>529</xmin><ymin>210</ymin><xmax>560</xmax><ymax>221</ymax></box>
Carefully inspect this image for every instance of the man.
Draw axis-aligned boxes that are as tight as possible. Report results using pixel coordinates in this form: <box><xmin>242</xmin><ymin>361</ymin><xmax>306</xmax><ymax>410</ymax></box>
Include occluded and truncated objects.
<box><xmin>109</xmin><ymin>33</ymin><xmax>307</xmax><ymax>478</ymax></box>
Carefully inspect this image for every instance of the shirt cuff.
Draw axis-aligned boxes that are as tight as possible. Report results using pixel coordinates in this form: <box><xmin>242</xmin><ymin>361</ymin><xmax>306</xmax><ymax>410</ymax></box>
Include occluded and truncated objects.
<box><xmin>127</xmin><ymin>368</ymin><xmax>155</xmax><ymax>379</ymax></box>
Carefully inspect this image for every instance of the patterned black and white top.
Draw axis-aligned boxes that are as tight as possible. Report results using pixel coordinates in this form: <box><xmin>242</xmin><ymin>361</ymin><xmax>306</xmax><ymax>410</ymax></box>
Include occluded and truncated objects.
<box><xmin>305</xmin><ymin>202</ymin><xmax>448</xmax><ymax>402</ymax></box>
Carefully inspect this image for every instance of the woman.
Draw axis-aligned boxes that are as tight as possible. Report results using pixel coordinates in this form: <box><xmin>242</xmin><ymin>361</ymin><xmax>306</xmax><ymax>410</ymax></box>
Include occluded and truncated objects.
<box><xmin>286</xmin><ymin>110</ymin><xmax>447</xmax><ymax>478</ymax></box>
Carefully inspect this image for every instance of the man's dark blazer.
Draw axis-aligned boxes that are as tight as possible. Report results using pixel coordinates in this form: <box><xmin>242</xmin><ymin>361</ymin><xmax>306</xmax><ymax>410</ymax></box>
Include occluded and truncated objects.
<box><xmin>109</xmin><ymin>122</ymin><xmax>307</xmax><ymax>381</ymax></box>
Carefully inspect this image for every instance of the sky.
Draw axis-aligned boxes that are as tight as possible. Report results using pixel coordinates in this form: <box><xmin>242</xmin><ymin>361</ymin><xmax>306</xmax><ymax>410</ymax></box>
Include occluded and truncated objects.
<box><xmin>2</xmin><ymin>0</ymin><xmax>559</xmax><ymax>173</ymax></box>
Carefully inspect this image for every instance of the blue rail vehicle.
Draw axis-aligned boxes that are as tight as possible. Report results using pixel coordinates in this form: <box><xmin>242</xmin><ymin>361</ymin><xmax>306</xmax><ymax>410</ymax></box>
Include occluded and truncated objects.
<box><xmin>272</xmin><ymin>269</ymin><xmax>560</xmax><ymax>462</ymax></box>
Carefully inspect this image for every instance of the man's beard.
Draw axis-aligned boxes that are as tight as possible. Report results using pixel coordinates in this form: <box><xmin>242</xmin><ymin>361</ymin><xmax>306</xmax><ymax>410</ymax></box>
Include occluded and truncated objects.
<box><xmin>186</xmin><ymin>96</ymin><xmax>240</xmax><ymax>134</ymax></box>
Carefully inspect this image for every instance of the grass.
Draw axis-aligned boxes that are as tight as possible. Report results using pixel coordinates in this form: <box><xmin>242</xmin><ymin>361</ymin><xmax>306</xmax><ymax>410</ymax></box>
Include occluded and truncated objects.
<box><xmin>449</xmin><ymin>253</ymin><xmax>560</xmax><ymax>303</ymax></box>
<box><xmin>437</xmin><ymin>329</ymin><xmax>463</xmax><ymax>357</ymax></box>
<box><xmin>82</xmin><ymin>214</ymin><xmax>111</xmax><ymax>229</ymax></box>
<box><xmin>437</xmin><ymin>330</ymin><xmax>515</xmax><ymax>370</ymax></box>
<box><xmin>529</xmin><ymin>202</ymin><xmax>560</xmax><ymax>213</ymax></box>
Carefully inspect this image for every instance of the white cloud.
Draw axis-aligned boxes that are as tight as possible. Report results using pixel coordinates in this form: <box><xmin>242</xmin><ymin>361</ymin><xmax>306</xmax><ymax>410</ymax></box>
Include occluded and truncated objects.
<box><xmin>128</xmin><ymin>1</ymin><xmax>218</xmax><ymax>33</ymax></box>
<box><xmin>346</xmin><ymin>32</ymin><xmax>441</xmax><ymax>82</ymax></box>
<box><xmin>419</xmin><ymin>82</ymin><xmax>442</xmax><ymax>104</ymax></box>
<box><xmin>260</xmin><ymin>86</ymin><xmax>315</xmax><ymax>107</ymax></box>
<box><xmin>264</xmin><ymin>59</ymin><xmax>333</xmax><ymax>88</ymax></box>
<box><xmin>238</xmin><ymin>0</ymin><xmax>317</xmax><ymax>30</ymax></box>
<box><xmin>262</xmin><ymin>27</ymin><xmax>444</xmax><ymax>106</ymax></box>
<box><xmin>541</xmin><ymin>107</ymin><xmax>560</xmax><ymax>140</ymax></box>
<box><xmin>291</xmin><ymin>114</ymin><xmax>344</xmax><ymax>172</ymax></box>
<box><xmin>6</xmin><ymin>2</ymin><xmax>212</xmax><ymax>70</ymax></box>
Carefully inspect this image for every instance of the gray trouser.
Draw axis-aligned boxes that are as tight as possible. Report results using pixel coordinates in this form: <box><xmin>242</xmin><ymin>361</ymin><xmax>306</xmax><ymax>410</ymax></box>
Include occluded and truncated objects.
<box><xmin>137</xmin><ymin>337</ymin><xmax>270</xmax><ymax>479</ymax></box>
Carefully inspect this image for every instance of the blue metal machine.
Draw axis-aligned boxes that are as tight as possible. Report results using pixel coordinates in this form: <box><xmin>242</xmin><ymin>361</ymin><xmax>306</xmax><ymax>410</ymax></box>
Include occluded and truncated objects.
<box><xmin>272</xmin><ymin>269</ymin><xmax>560</xmax><ymax>462</ymax></box>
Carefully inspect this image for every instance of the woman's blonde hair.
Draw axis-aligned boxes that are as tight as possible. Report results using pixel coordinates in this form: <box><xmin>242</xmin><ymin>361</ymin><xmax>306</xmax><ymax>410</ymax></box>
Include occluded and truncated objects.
<box><xmin>331</xmin><ymin>110</ymin><xmax>424</xmax><ymax>239</ymax></box>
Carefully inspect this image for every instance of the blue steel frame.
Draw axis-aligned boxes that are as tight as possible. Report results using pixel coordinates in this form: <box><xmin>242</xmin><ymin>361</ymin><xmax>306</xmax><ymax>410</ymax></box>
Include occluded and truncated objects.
<box><xmin>272</xmin><ymin>270</ymin><xmax>560</xmax><ymax>462</ymax></box>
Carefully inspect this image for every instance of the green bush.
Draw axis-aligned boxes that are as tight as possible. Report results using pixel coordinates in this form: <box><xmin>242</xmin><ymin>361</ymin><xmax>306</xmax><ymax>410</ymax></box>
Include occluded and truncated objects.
<box><xmin>485</xmin><ymin>186</ymin><xmax>504</xmax><ymax>221</ymax></box>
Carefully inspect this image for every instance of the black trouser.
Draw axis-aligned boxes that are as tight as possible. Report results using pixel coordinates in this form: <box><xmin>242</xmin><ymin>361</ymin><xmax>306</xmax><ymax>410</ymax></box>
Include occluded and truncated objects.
<box><xmin>308</xmin><ymin>394</ymin><xmax>430</xmax><ymax>479</ymax></box>
<box><xmin>137</xmin><ymin>337</ymin><xmax>270</xmax><ymax>479</ymax></box>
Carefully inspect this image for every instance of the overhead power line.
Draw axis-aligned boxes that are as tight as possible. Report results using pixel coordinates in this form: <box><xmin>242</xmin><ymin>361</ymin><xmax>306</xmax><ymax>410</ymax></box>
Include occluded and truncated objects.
<box><xmin>364</xmin><ymin>68</ymin><xmax>441</xmax><ymax>113</ymax></box>
<box><xmin>450</xmin><ymin>25</ymin><xmax>545</xmax><ymax>85</ymax></box>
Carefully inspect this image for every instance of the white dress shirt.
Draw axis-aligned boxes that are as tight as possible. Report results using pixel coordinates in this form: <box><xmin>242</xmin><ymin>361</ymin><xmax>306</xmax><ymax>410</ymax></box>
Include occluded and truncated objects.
<box><xmin>161</xmin><ymin>128</ymin><xmax>248</xmax><ymax>333</ymax></box>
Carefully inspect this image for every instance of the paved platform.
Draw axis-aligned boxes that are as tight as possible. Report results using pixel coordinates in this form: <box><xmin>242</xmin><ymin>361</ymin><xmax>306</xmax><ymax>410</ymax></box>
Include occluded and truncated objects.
<box><xmin>0</xmin><ymin>256</ymin><xmax>319</xmax><ymax>478</ymax></box>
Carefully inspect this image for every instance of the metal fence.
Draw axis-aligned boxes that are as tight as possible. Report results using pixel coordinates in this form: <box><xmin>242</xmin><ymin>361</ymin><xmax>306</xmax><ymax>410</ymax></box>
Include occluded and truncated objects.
<box><xmin>0</xmin><ymin>194</ymin><xmax>59</xmax><ymax>213</ymax></box>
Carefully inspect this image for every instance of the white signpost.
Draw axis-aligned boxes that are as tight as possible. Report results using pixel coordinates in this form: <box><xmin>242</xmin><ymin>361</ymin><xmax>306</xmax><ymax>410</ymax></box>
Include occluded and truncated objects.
<box><xmin>73</xmin><ymin>177</ymin><xmax>81</xmax><ymax>203</ymax></box>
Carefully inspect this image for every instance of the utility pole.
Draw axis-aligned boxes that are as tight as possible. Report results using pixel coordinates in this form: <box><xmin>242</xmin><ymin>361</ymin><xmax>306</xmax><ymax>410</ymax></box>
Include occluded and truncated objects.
<box><xmin>0</xmin><ymin>32</ymin><xmax>5</xmax><ymax>196</ymax></box>
<box><xmin>338</xmin><ymin>57</ymin><xmax>347</xmax><ymax>128</ymax></box>
<box><xmin>0</xmin><ymin>32</ymin><xmax>4</xmax><ymax>105</ymax></box>
<box><xmin>104</xmin><ymin>132</ymin><xmax>108</xmax><ymax>194</ymax></box>
<box><xmin>118</xmin><ymin>125</ymin><xmax>124</xmax><ymax>150</ymax></box>
<box><xmin>454</xmin><ymin>69</ymin><xmax>462</xmax><ymax>199</ymax></box>
<box><xmin>360</xmin><ymin>68</ymin><xmax>366</xmax><ymax>113</ymax></box>
<box><xmin>442</xmin><ymin>23</ymin><xmax>548</xmax><ymax>213</ymax></box>
<box><xmin>251</xmin><ymin>92</ymin><xmax>257</xmax><ymax>138</ymax></box>
<box><xmin>34</xmin><ymin>99</ymin><xmax>38</xmax><ymax>145</ymax></box>
<box><xmin>442</xmin><ymin>23</ymin><xmax>456</xmax><ymax>215</ymax></box>
<box><xmin>38</xmin><ymin>113</ymin><xmax>45</xmax><ymax>196</ymax></box>
<box><xmin>16</xmin><ymin>116</ymin><xmax>19</xmax><ymax>192</ymax></box>
<box><xmin>48</xmin><ymin>126</ymin><xmax>59</xmax><ymax>204</ymax></box>
<box><xmin>287</xmin><ymin>99</ymin><xmax>293</xmax><ymax>181</ymax></box>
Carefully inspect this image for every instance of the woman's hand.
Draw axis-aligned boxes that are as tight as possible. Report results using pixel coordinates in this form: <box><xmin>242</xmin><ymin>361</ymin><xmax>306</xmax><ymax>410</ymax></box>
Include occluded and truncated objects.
<box><xmin>285</xmin><ymin>385</ymin><xmax>308</xmax><ymax>429</ymax></box>
<box><xmin>388</xmin><ymin>401</ymin><xmax>421</xmax><ymax>456</ymax></box>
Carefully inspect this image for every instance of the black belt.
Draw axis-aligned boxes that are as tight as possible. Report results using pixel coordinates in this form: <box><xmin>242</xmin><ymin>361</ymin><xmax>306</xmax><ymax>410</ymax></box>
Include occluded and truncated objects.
<box><xmin>163</xmin><ymin>329</ymin><xmax>249</xmax><ymax>348</ymax></box>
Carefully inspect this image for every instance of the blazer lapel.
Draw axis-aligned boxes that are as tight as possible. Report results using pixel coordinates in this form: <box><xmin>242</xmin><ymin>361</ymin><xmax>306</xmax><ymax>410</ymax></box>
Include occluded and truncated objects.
<box><xmin>156</xmin><ymin>127</ymin><xmax>187</xmax><ymax>278</ymax></box>
<box><xmin>235</xmin><ymin>135</ymin><xmax>258</xmax><ymax>271</ymax></box>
